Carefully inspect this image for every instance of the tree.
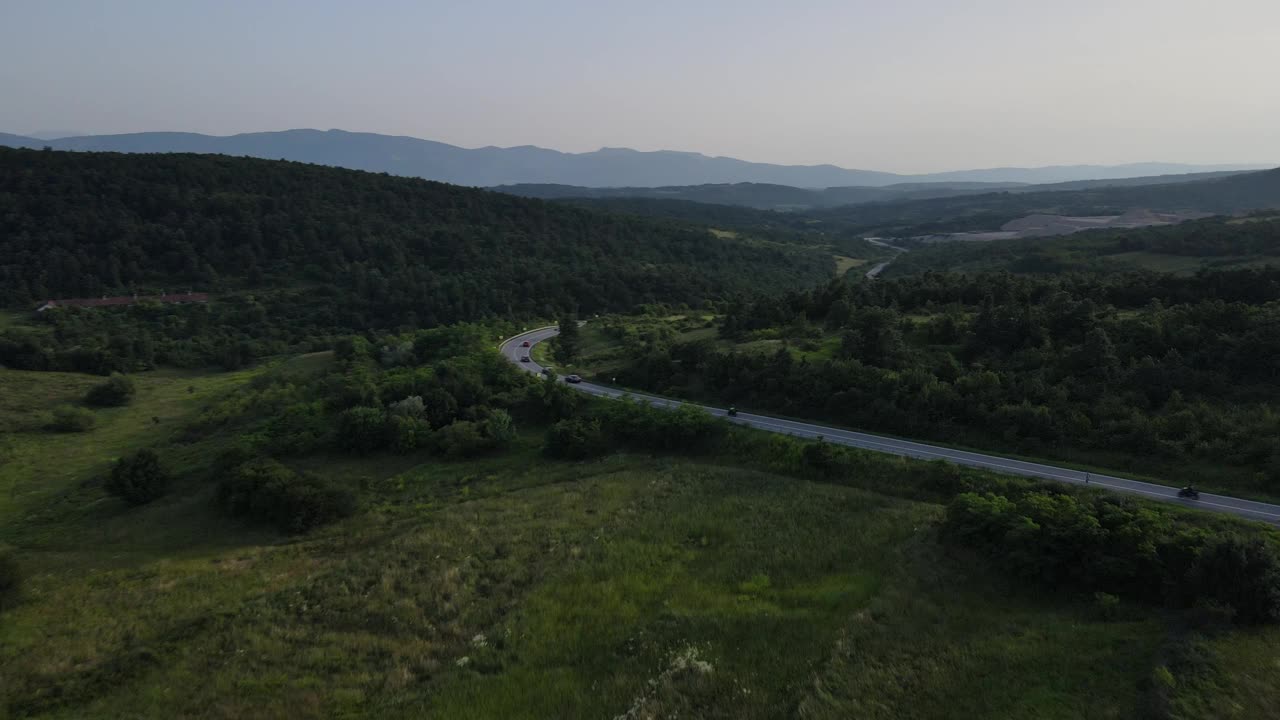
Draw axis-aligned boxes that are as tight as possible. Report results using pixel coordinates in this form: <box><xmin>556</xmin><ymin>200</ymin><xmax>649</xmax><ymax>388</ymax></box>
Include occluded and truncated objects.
<box><xmin>387</xmin><ymin>414</ymin><xmax>432</xmax><ymax>453</ymax></box>
<box><xmin>1190</xmin><ymin>536</ymin><xmax>1280</xmax><ymax>624</ymax></box>
<box><xmin>543</xmin><ymin>417</ymin><xmax>608</xmax><ymax>460</ymax></box>
<box><xmin>556</xmin><ymin>314</ymin><xmax>581</xmax><ymax>363</ymax></box>
<box><xmin>334</xmin><ymin>336</ymin><xmax>372</xmax><ymax>362</ymax></box>
<box><xmin>525</xmin><ymin>375</ymin><xmax>581</xmax><ymax>421</ymax></box>
<box><xmin>336</xmin><ymin>406</ymin><xmax>388</xmax><ymax>454</ymax></box>
<box><xmin>483</xmin><ymin>409</ymin><xmax>517</xmax><ymax>448</ymax></box>
<box><xmin>85</xmin><ymin>373</ymin><xmax>136</xmax><ymax>407</ymax></box>
<box><xmin>388</xmin><ymin>395</ymin><xmax>427</xmax><ymax>419</ymax></box>
<box><xmin>105</xmin><ymin>449</ymin><xmax>170</xmax><ymax>505</ymax></box>
<box><xmin>216</xmin><ymin>458</ymin><xmax>354</xmax><ymax>533</ymax></box>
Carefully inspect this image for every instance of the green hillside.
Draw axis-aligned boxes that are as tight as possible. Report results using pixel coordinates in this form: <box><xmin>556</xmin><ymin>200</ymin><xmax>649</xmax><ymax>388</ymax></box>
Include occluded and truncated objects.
<box><xmin>0</xmin><ymin>148</ymin><xmax>831</xmax><ymax>312</ymax></box>
<box><xmin>0</xmin><ymin>148</ymin><xmax>834</xmax><ymax>373</ymax></box>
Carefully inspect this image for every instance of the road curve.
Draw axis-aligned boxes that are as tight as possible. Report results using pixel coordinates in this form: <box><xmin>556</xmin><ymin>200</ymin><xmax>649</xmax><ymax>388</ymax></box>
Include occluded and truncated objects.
<box><xmin>501</xmin><ymin>326</ymin><xmax>1280</xmax><ymax>526</ymax></box>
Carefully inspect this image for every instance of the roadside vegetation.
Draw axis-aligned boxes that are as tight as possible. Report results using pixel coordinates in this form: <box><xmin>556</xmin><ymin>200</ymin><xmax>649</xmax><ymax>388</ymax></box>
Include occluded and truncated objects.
<box><xmin>579</xmin><ymin>267</ymin><xmax>1280</xmax><ymax>500</ymax></box>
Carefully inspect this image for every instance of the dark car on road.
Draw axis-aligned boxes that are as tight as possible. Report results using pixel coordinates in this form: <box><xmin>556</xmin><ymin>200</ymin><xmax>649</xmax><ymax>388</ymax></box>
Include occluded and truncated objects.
<box><xmin>565</xmin><ymin>374</ymin><xmax>582</xmax><ymax>384</ymax></box>
<box><xmin>542</xmin><ymin>367</ymin><xmax>555</xmax><ymax>377</ymax></box>
<box><xmin>520</xmin><ymin>355</ymin><xmax>531</xmax><ymax>362</ymax></box>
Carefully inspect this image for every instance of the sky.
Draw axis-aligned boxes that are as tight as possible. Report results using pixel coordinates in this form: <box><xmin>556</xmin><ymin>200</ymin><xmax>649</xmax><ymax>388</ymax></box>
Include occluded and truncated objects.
<box><xmin>2</xmin><ymin>0</ymin><xmax>1278</xmax><ymax>173</ymax></box>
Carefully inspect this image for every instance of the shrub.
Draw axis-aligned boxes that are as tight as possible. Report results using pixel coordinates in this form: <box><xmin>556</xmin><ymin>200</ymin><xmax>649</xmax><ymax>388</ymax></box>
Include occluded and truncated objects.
<box><xmin>1094</xmin><ymin>591</ymin><xmax>1121</xmax><ymax>621</ymax></box>
<box><xmin>544</xmin><ymin>417</ymin><xmax>608</xmax><ymax>460</ymax></box>
<box><xmin>0</xmin><ymin>545</ymin><xmax>20</xmax><ymax>610</ymax></box>
<box><xmin>216</xmin><ymin>458</ymin><xmax>355</xmax><ymax>533</ymax></box>
<box><xmin>264</xmin><ymin>401</ymin><xmax>330</xmax><ymax>455</ymax></box>
<box><xmin>105</xmin><ymin>449</ymin><xmax>170</xmax><ymax>505</ymax></box>
<box><xmin>85</xmin><ymin>372</ymin><xmax>136</xmax><ymax>407</ymax></box>
<box><xmin>801</xmin><ymin>438</ymin><xmax>840</xmax><ymax>475</ymax></box>
<box><xmin>333</xmin><ymin>335</ymin><xmax>371</xmax><ymax>362</ymax></box>
<box><xmin>436</xmin><ymin>420</ymin><xmax>492</xmax><ymax>458</ymax></box>
<box><xmin>49</xmin><ymin>404</ymin><xmax>95</xmax><ymax>432</ymax></box>
<box><xmin>336</xmin><ymin>406</ymin><xmax>388</xmax><ymax>454</ymax></box>
<box><xmin>601</xmin><ymin>400</ymin><xmax>726</xmax><ymax>453</ymax></box>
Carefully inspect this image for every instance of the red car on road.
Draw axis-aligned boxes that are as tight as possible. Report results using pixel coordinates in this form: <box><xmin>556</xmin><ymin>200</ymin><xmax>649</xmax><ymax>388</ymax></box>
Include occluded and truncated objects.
<box><xmin>521</xmin><ymin>340</ymin><xmax>531</xmax><ymax>347</ymax></box>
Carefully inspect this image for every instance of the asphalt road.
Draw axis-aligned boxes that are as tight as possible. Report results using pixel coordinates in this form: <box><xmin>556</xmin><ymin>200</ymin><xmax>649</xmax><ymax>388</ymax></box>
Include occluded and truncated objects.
<box><xmin>502</xmin><ymin>326</ymin><xmax>1280</xmax><ymax>526</ymax></box>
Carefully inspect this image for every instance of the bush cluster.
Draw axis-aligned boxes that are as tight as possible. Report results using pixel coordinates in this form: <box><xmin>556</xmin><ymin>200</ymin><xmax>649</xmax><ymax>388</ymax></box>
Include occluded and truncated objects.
<box><xmin>216</xmin><ymin>458</ymin><xmax>355</xmax><ymax>533</ymax></box>
<box><xmin>105</xmin><ymin>449</ymin><xmax>170</xmax><ymax>505</ymax></box>
<box><xmin>49</xmin><ymin>404</ymin><xmax>95</xmax><ymax>432</ymax></box>
<box><xmin>942</xmin><ymin>489</ymin><xmax>1280</xmax><ymax>624</ymax></box>
<box><xmin>543</xmin><ymin>417</ymin><xmax>608</xmax><ymax>460</ymax></box>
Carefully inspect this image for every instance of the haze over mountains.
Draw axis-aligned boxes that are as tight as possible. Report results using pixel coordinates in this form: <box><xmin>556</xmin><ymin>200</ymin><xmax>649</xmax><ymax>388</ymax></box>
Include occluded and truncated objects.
<box><xmin>0</xmin><ymin>129</ymin><xmax>1267</xmax><ymax>189</ymax></box>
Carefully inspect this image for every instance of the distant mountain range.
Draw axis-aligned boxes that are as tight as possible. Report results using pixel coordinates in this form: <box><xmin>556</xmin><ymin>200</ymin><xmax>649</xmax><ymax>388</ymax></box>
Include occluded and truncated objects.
<box><xmin>0</xmin><ymin>129</ymin><xmax>1269</xmax><ymax>188</ymax></box>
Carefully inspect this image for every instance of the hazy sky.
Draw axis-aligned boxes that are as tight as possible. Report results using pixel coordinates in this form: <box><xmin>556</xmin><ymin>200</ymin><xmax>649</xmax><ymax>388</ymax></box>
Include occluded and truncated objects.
<box><xmin>3</xmin><ymin>0</ymin><xmax>1278</xmax><ymax>172</ymax></box>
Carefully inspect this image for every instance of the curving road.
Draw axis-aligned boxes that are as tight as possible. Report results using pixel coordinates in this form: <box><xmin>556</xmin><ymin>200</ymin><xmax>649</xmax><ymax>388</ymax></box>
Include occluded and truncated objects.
<box><xmin>502</xmin><ymin>326</ymin><xmax>1280</xmax><ymax>526</ymax></box>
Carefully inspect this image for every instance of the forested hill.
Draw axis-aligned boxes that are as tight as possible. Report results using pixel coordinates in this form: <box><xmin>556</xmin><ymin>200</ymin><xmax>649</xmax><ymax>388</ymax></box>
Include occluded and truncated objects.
<box><xmin>0</xmin><ymin>148</ymin><xmax>832</xmax><ymax>317</ymax></box>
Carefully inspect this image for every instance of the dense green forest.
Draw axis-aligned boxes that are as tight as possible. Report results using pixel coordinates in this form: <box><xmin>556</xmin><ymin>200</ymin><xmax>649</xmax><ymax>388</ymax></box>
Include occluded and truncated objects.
<box><xmin>885</xmin><ymin>214</ymin><xmax>1280</xmax><ymax>277</ymax></box>
<box><xmin>0</xmin><ymin>149</ymin><xmax>833</xmax><ymax>372</ymax></box>
<box><xmin>605</xmin><ymin>268</ymin><xmax>1280</xmax><ymax>496</ymax></box>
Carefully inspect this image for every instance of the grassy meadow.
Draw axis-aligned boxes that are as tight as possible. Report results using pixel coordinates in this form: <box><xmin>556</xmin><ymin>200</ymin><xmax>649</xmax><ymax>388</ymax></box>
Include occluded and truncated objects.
<box><xmin>0</xmin><ymin>360</ymin><xmax>1277</xmax><ymax>718</ymax></box>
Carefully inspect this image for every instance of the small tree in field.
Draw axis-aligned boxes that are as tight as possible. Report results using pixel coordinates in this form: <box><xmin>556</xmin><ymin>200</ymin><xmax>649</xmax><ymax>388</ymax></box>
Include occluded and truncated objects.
<box><xmin>86</xmin><ymin>373</ymin><xmax>136</xmax><ymax>407</ymax></box>
<box><xmin>106</xmin><ymin>449</ymin><xmax>170</xmax><ymax>505</ymax></box>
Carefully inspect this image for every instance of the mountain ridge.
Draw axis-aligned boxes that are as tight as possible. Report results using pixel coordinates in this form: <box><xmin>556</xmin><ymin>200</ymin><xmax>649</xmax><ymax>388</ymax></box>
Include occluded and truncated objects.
<box><xmin>0</xmin><ymin>128</ymin><xmax>1268</xmax><ymax>188</ymax></box>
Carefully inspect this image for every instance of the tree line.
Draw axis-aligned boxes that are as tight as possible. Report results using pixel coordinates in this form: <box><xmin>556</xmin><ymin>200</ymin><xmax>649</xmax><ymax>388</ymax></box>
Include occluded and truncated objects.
<box><xmin>609</xmin><ymin>268</ymin><xmax>1280</xmax><ymax>494</ymax></box>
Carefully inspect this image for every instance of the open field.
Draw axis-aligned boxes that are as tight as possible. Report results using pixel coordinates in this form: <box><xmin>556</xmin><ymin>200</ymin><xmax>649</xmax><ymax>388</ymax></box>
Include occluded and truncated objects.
<box><xmin>0</xmin><ymin>367</ymin><xmax>258</xmax><ymax>539</ymax></box>
<box><xmin>832</xmin><ymin>255</ymin><xmax>867</xmax><ymax>275</ymax></box>
<box><xmin>2</xmin><ymin>446</ymin><xmax>1167</xmax><ymax>717</ymax></box>
<box><xmin>2</xmin><ymin>358</ymin><xmax>1280</xmax><ymax>718</ymax></box>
